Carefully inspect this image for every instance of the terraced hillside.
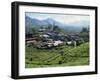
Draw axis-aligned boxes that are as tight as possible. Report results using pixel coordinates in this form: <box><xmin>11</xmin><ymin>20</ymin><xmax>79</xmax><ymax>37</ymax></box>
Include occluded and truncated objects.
<box><xmin>25</xmin><ymin>42</ymin><xmax>89</xmax><ymax>68</ymax></box>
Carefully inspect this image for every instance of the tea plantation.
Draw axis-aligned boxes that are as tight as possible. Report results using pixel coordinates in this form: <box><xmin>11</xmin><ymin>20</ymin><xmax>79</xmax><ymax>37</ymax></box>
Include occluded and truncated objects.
<box><xmin>25</xmin><ymin>42</ymin><xmax>89</xmax><ymax>68</ymax></box>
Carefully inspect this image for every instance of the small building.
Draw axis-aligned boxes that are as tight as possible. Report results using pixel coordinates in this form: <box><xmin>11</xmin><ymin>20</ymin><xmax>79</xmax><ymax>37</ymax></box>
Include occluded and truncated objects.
<box><xmin>53</xmin><ymin>40</ymin><xmax>63</xmax><ymax>46</ymax></box>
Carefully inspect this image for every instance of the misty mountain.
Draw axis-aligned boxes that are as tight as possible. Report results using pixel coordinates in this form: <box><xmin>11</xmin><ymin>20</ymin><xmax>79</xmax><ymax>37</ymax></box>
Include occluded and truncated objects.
<box><xmin>25</xmin><ymin>16</ymin><xmax>42</xmax><ymax>27</ymax></box>
<box><xmin>67</xmin><ymin>21</ymin><xmax>89</xmax><ymax>27</ymax></box>
<box><xmin>25</xmin><ymin>16</ymin><xmax>89</xmax><ymax>33</ymax></box>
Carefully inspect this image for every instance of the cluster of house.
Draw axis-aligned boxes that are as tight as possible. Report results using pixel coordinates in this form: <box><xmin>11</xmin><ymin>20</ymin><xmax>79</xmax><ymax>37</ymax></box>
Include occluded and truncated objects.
<box><xmin>26</xmin><ymin>30</ymin><xmax>84</xmax><ymax>49</ymax></box>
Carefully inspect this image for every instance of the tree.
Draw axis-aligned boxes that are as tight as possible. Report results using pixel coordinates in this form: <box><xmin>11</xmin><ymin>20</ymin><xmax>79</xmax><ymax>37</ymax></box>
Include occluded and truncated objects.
<box><xmin>81</xmin><ymin>27</ymin><xmax>88</xmax><ymax>33</ymax></box>
<box><xmin>53</xmin><ymin>25</ymin><xmax>61</xmax><ymax>32</ymax></box>
<box><xmin>40</xmin><ymin>26</ymin><xmax>44</xmax><ymax>29</ymax></box>
<box><xmin>47</xmin><ymin>25</ymin><xmax>52</xmax><ymax>30</ymax></box>
<box><xmin>31</xmin><ymin>28</ymin><xmax>38</xmax><ymax>35</ymax></box>
<box><xmin>80</xmin><ymin>27</ymin><xmax>89</xmax><ymax>42</ymax></box>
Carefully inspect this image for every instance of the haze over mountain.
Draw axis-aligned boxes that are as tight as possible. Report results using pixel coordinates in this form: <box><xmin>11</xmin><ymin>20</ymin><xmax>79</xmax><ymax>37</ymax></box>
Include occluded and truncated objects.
<box><xmin>25</xmin><ymin>16</ymin><xmax>89</xmax><ymax>33</ymax></box>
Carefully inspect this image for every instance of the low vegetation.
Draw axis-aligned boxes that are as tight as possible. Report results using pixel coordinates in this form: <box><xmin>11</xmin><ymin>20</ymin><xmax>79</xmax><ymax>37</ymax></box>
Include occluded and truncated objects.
<box><xmin>25</xmin><ymin>42</ymin><xmax>89</xmax><ymax>68</ymax></box>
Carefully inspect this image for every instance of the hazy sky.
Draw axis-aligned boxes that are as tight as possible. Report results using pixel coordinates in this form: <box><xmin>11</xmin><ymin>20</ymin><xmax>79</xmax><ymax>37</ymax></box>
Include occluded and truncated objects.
<box><xmin>25</xmin><ymin>12</ymin><xmax>90</xmax><ymax>24</ymax></box>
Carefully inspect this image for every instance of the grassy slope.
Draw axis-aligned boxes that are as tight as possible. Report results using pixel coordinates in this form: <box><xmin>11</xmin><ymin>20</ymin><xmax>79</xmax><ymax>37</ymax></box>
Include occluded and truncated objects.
<box><xmin>25</xmin><ymin>42</ymin><xmax>89</xmax><ymax>68</ymax></box>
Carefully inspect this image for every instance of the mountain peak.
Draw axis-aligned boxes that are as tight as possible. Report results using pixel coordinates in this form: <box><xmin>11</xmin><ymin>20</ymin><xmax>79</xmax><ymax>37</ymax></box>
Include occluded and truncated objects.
<box><xmin>46</xmin><ymin>18</ymin><xmax>55</xmax><ymax>21</ymax></box>
<box><xmin>44</xmin><ymin>18</ymin><xmax>55</xmax><ymax>22</ymax></box>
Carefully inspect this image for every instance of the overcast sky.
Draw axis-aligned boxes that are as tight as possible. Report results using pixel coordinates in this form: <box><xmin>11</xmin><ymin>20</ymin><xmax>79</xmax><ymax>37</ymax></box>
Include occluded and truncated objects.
<box><xmin>25</xmin><ymin>12</ymin><xmax>90</xmax><ymax>24</ymax></box>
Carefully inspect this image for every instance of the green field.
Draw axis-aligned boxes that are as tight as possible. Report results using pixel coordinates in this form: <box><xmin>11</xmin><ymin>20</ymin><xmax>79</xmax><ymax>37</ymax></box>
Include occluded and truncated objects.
<box><xmin>25</xmin><ymin>42</ymin><xmax>89</xmax><ymax>68</ymax></box>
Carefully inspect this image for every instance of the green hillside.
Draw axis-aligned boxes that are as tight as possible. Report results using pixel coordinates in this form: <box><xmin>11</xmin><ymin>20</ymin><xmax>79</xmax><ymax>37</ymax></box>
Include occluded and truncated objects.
<box><xmin>25</xmin><ymin>42</ymin><xmax>89</xmax><ymax>68</ymax></box>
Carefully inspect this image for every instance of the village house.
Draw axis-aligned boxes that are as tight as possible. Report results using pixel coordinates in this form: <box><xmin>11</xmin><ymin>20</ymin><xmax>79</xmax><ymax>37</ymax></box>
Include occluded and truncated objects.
<box><xmin>25</xmin><ymin>27</ymin><xmax>84</xmax><ymax>48</ymax></box>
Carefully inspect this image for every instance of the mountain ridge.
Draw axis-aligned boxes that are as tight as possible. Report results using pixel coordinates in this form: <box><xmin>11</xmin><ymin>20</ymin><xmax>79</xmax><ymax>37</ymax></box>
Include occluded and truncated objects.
<box><xmin>25</xmin><ymin>15</ymin><xmax>89</xmax><ymax>33</ymax></box>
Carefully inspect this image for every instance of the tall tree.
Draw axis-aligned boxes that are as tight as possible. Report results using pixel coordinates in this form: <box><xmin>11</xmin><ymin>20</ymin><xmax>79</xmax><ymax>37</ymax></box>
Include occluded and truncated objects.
<box><xmin>31</xmin><ymin>28</ymin><xmax>38</xmax><ymax>35</ymax></box>
<box><xmin>81</xmin><ymin>27</ymin><xmax>88</xmax><ymax>33</ymax></box>
<box><xmin>53</xmin><ymin>25</ymin><xmax>61</xmax><ymax>32</ymax></box>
